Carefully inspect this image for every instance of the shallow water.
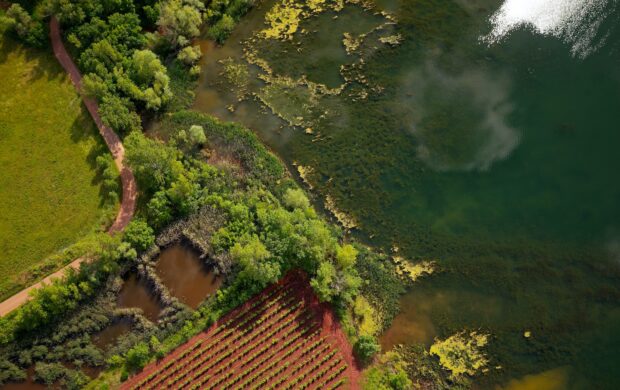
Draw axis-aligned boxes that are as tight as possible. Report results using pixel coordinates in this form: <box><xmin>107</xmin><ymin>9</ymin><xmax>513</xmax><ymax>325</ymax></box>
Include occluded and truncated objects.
<box><xmin>117</xmin><ymin>274</ymin><xmax>163</xmax><ymax>322</ymax></box>
<box><xmin>154</xmin><ymin>244</ymin><xmax>222</xmax><ymax>309</ymax></box>
<box><xmin>192</xmin><ymin>0</ymin><xmax>620</xmax><ymax>387</ymax></box>
<box><xmin>91</xmin><ymin>321</ymin><xmax>131</xmax><ymax>350</ymax></box>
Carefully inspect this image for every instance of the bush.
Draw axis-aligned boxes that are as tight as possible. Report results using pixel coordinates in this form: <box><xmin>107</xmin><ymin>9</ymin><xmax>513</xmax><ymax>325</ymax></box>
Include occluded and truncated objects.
<box><xmin>188</xmin><ymin>125</ymin><xmax>207</xmax><ymax>145</ymax></box>
<box><xmin>34</xmin><ymin>362</ymin><xmax>66</xmax><ymax>386</ymax></box>
<box><xmin>125</xmin><ymin>342</ymin><xmax>150</xmax><ymax>371</ymax></box>
<box><xmin>207</xmin><ymin>14</ymin><xmax>235</xmax><ymax>44</ymax></box>
<box><xmin>0</xmin><ymin>359</ymin><xmax>26</xmax><ymax>385</ymax></box>
<box><xmin>354</xmin><ymin>335</ymin><xmax>381</xmax><ymax>366</ymax></box>
<box><xmin>177</xmin><ymin>45</ymin><xmax>202</xmax><ymax>65</ymax></box>
<box><xmin>283</xmin><ymin>188</ymin><xmax>310</xmax><ymax>210</ymax></box>
<box><xmin>123</xmin><ymin>219</ymin><xmax>155</xmax><ymax>252</ymax></box>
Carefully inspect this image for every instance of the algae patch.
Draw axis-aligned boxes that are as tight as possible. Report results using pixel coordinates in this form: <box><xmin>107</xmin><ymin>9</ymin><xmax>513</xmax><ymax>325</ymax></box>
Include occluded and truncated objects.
<box><xmin>219</xmin><ymin>58</ymin><xmax>250</xmax><ymax>101</ymax></box>
<box><xmin>430</xmin><ymin>331</ymin><xmax>490</xmax><ymax>378</ymax></box>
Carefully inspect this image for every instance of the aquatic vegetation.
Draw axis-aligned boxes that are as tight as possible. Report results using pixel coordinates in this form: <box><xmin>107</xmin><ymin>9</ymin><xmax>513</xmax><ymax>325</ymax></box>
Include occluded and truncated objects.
<box><xmin>219</xmin><ymin>58</ymin><xmax>250</xmax><ymax>101</ymax></box>
<box><xmin>256</xmin><ymin>75</ymin><xmax>321</xmax><ymax>127</ymax></box>
<box><xmin>430</xmin><ymin>331</ymin><xmax>490</xmax><ymax>379</ymax></box>
<box><xmin>295</xmin><ymin>164</ymin><xmax>315</xmax><ymax>189</ymax></box>
<box><xmin>379</xmin><ymin>33</ymin><xmax>402</xmax><ymax>46</ymax></box>
<box><xmin>325</xmin><ymin>195</ymin><xmax>357</xmax><ymax>229</ymax></box>
<box><xmin>249</xmin><ymin>0</ymin><xmax>397</xmax><ymax>128</ymax></box>
<box><xmin>261</xmin><ymin>0</ymin><xmax>303</xmax><ymax>40</ymax></box>
<box><xmin>393</xmin><ymin>257</ymin><xmax>435</xmax><ymax>282</ymax></box>
<box><xmin>343</xmin><ymin>32</ymin><xmax>362</xmax><ymax>54</ymax></box>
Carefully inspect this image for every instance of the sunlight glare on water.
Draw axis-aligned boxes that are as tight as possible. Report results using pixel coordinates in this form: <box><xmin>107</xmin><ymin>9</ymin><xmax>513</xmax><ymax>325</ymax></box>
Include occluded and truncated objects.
<box><xmin>483</xmin><ymin>0</ymin><xmax>611</xmax><ymax>57</ymax></box>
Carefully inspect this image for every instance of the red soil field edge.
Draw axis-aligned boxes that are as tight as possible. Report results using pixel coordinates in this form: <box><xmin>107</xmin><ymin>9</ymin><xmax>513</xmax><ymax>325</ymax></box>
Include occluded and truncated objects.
<box><xmin>121</xmin><ymin>270</ymin><xmax>361</xmax><ymax>389</ymax></box>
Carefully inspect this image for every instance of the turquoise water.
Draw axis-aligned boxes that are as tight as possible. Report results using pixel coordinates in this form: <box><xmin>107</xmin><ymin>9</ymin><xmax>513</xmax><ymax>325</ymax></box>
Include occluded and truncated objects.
<box><xmin>194</xmin><ymin>0</ymin><xmax>620</xmax><ymax>387</ymax></box>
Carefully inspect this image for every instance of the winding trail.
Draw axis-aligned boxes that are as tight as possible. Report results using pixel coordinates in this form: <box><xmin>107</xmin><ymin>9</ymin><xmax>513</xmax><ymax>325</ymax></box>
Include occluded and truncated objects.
<box><xmin>0</xmin><ymin>17</ymin><xmax>137</xmax><ymax>316</ymax></box>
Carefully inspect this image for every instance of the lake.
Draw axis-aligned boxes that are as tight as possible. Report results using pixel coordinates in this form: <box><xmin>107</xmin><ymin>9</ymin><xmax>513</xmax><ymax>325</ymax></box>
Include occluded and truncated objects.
<box><xmin>193</xmin><ymin>0</ymin><xmax>620</xmax><ymax>387</ymax></box>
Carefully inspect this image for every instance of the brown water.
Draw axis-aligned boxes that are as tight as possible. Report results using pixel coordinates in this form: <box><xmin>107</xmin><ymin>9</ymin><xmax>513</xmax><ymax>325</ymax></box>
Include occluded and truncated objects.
<box><xmin>117</xmin><ymin>274</ymin><xmax>163</xmax><ymax>322</ymax></box>
<box><xmin>154</xmin><ymin>244</ymin><xmax>222</xmax><ymax>309</ymax></box>
<box><xmin>91</xmin><ymin>321</ymin><xmax>131</xmax><ymax>350</ymax></box>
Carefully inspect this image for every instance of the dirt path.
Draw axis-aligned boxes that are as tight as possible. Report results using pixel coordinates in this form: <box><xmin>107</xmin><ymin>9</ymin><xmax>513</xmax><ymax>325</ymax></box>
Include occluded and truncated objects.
<box><xmin>0</xmin><ymin>17</ymin><xmax>137</xmax><ymax>317</ymax></box>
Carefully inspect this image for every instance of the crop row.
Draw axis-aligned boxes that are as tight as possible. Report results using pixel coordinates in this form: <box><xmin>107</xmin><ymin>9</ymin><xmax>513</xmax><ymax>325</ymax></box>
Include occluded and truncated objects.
<box><xmin>298</xmin><ymin>360</ymin><xmax>346</xmax><ymax>390</ymax></box>
<box><xmin>283</xmin><ymin>348</ymin><xmax>340</xmax><ymax>389</ymax></box>
<box><xmin>139</xmin><ymin>292</ymin><xmax>303</xmax><ymax>388</ymax></box>
<box><xmin>188</xmin><ymin>310</ymin><xmax>316</xmax><ymax>389</ymax></box>
<box><xmin>169</xmin><ymin>301</ymin><xmax>313</xmax><ymax>387</ymax></box>
<box><xmin>129</xmin><ymin>283</ymin><xmax>298</xmax><ymax>390</ymax></box>
<box><xmin>124</xmin><ymin>273</ymin><xmax>352</xmax><ymax>390</ymax></box>
<box><xmin>152</xmin><ymin>299</ymin><xmax>307</xmax><ymax>388</ymax></box>
<box><xmin>194</xmin><ymin>310</ymin><xmax>310</xmax><ymax>385</ymax></box>
<box><xmin>229</xmin><ymin>328</ymin><xmax>322</xmax><ymax>390</ymax></box>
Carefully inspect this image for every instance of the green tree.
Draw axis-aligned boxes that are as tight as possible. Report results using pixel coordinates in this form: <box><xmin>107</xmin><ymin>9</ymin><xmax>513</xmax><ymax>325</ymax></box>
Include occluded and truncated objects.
<box><xmin>125</xmin><ymin>131</ymin><xmax>182</xmax><ymax>196</ymax></box>
<box><xmin>130</xmin><ymin>49</ymin><xmax>172</xmax><ymax>109</ymax></box>
<box><xmin>123</xmin><ymin>219</ymin><xmax>155</xmax><ymax>252</ymax></box>
<box><xmin>283</xmin><ymin>188</ymin><xmax>310</xmax><ymax>210</ymax></box>
<box><xmin>0</xmin><ymin>4</ymin><xmax>44</xmax><ymax>47</ymax></box>
<box><xmin>125</xmin><ymin>342</ymin><xmax>150</xmax><ymax>371</ymax></box>
<box><xmin>99</xmin><ymin>94</ymin><xmax>142</xmax><ymax>134</ymax></box>
<box><xmin>310</xmin><ymin>261</ymin><xmax>336</xmax><ymax>302</ymax></box>
<box><xmin>336</xmin><ymin>244</ymin><xmax>357</xmax><ymax>269</ymax></box>
<box><xmin>157</xmin><ymin>0</ymin><xmax>204</xmax><ymax>48</ymax></box>
<box><xmin>231</xmin><ymin>236</ymin><xmax>280</xmax><ymax>287</ymax></box>
<box><xmin>177</xmin><ymin>45</ymin><xmax>202</xmax><ymax>65</ymax></box>
<box><xmin>207</xmin><ymin>13</ymin><xmax>235</xmax><ymax>44</ymax></box>
<box><xmin>355</xmin><ymin>335</ymin><xmax>381</xmax><ymax>365</ymax></box>
<box><xmin>146</xmin><ymin>191</ymin><xmax>174</xmax><ymax>229</ymax></box>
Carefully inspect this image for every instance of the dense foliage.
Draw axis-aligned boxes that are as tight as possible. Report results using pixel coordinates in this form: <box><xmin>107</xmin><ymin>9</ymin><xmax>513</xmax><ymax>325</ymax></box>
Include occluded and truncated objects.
<box><xmin>0</xmin><ymin>1</ymin><xmax>410</xmax><ymax>387</ymax></box>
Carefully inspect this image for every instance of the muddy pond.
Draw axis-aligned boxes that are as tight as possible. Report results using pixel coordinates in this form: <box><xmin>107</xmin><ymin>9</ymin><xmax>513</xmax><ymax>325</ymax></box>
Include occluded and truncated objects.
<box><xmin>154</xmin><ymin>244</ymin><xmax>223</xmax><ymax>309</ymax></box>
<box><xmin>117</xmin><ymin>273</ymin><xmax>163</xmax><ymax>322</ymax></box>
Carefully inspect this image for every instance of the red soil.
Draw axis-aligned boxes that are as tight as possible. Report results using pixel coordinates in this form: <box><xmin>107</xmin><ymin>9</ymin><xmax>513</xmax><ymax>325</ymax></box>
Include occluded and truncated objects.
<box><xmin>122</xmin><ymin>271</ymin><xmax>362</xmax><ymax>389</ymax></box>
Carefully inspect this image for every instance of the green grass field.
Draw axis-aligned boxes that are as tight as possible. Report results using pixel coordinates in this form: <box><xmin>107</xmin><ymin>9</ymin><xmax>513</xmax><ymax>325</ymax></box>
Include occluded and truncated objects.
<box><xmin>0</xmin><ymin>34</ymin><xmax>117</xmax><ymax>298</ymax></box>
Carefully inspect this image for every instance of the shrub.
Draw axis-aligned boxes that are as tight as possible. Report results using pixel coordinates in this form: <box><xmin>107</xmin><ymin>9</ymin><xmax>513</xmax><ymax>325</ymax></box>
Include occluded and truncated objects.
<box><xmin>34</xmin><ymin>362</ymin><xmax>66</xmax><ymax>386</ymax></box>
<box><xmin>177</xmin><ymin>45</ymin><xmax>202</xmax><ymax>65</ymax></box>
<box><xmin>125</xmin><ymin>342</ymin><xmax>150</xmax><ymax>371</ymax></box>
<box><xmin>0</xmin><ymin>359</ymin><xmax>26</xmax><ymax>385</ymax></box>
<box><xmin>123</xmin><ymin>219</ymin><xmax>155</xmax><ymax>252</ymax></box>
<box><xmin>188</xmin><ymin>125</ymin><xmax>207</xmax><ymax>146</ymax></box>
<box><xmin>354</xmin><ymin>335</ymin><xmax>380</xmax><ymax>366</ymax></box>
<box><xmin>283</xmin><ymin>188</ymin><xmax>310</xmax><ymax>210</ymax></box>
<box><xmin>207</xmin><ymin>14</ymin><xmax>235</xmax><ymax>44</ymax></box>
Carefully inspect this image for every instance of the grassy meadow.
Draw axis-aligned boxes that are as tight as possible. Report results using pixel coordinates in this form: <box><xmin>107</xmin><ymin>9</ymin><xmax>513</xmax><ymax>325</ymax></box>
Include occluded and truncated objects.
<box><xmin>0</xmin><ymin>34</ymin><xmax>117</xmax><ymax>299</ymax></box>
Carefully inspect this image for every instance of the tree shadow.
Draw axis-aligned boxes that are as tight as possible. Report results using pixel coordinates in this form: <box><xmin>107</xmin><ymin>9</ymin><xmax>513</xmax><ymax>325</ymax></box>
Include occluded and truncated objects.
<box><xmin>0</xmin><ymin>30</ymin><xmax>68</xmax><ymax>84</ymax></box>
<box><xmin>68</xmin><ymin>114</ymin><xmax>121</xmax><ymax>207</ymax></box>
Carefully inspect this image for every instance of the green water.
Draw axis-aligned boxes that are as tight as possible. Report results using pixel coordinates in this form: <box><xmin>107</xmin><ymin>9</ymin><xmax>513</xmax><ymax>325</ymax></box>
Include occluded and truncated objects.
<box><xmin>193</xmin><ymin>0</ymin><xmax>620</xmax><ymax>387</ymax></box>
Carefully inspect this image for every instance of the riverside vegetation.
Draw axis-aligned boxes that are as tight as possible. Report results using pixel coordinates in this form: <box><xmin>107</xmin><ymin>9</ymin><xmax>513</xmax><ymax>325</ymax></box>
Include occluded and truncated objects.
<box><xmin>1</xmin><ymin>0</ymin><xmax>495</xmax><ymax>389</ymax></box>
